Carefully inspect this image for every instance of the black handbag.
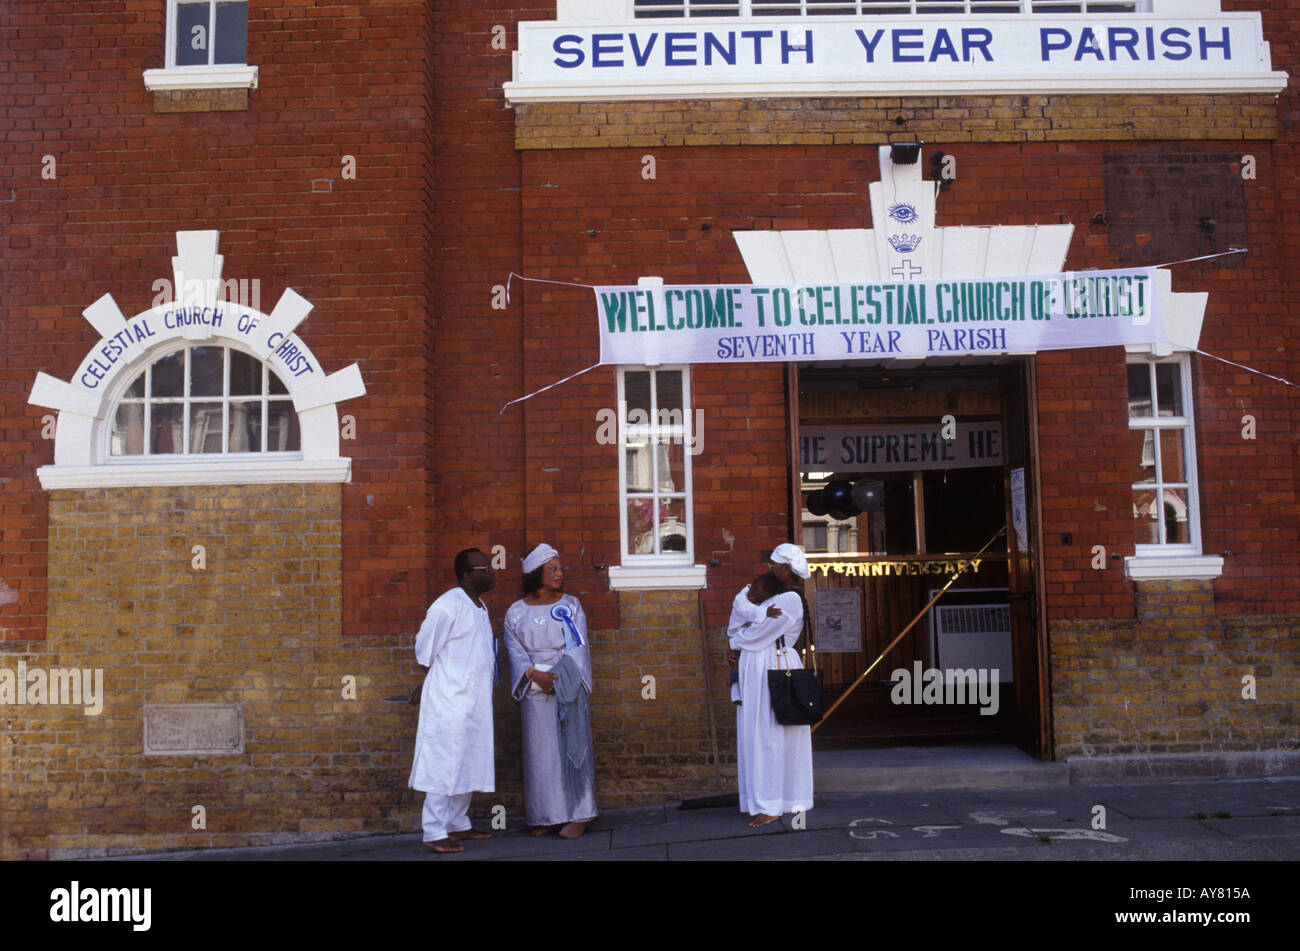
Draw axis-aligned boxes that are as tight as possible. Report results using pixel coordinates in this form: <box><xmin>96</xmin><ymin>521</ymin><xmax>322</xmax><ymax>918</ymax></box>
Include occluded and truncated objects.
<box><xmin>766</xmin><ymin>600</ymin><xmax>823</xmax><ymax>726</ymax></box>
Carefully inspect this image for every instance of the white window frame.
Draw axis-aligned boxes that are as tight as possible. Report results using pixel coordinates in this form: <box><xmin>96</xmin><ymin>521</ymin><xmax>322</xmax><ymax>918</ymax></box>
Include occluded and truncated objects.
<box><xmin>104</xmin><ymin>342</ymin><xmax>301</xmax><ymax>463</ymax></box>
<box><xmin>144</xmin><ymin>0</ymin><xmax>258</xmax><ymax>93</ymax></box>
<box><xmin>608</xmin><ymin>365</ymin><xmax>706</xmax><ymax>590</ymax></box>
<box><xmin>630</xmin><ymin>0</ymin><xmax>1148</xmax><ymax>17</ymax></box>
<box><xmin>1123</xmin><ymin>354</ymin><xmax>1222</xmax><ymax>582</ymax></box>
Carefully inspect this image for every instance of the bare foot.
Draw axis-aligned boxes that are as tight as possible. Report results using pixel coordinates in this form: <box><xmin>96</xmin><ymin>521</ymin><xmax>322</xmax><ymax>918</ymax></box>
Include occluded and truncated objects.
<box><xmin>558</xmin><ymin>821</ymin><xmax>589</xmax><ymax>839</ymax></box>
<box><xmin>747</xmin><ymin>814</ymin><xmax>780</xmax><ymax>828</ymax></box>
<box><xmin>423</xmin><ymin>838</ymin><xmax>464</xmax><ymax>853</ymax></box>
<box><xmin>449</xmin><ymin>829</ymin><xmax>492</xmax><ymax>840</ymax></box>
<box><xmin>531</xmin><ymin>825</ymin><xmax>561</xmax><ymax>837</ymax></box>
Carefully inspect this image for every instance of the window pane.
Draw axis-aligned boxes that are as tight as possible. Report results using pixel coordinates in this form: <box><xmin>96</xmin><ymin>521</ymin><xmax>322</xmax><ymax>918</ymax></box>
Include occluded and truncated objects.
<box><xmin>151</xmin><ymin>351</ymin><xmax>184</xmax><ymax>398</ymax></box>
<box><xmin>1129</xmin><ymin>428</ymin><xmax>1156</xmax><ymax>484</ymax></box>
<box><xmin>624</xmin><ymin>371</ymin><xmax>651</xmax><ymax>419</ymax></box>
<box><xmin>658</xmin><ymin>439</ymin><xmax>685</xmax><ymax>492</ymax></box>
<box><xmin>881</xmin><ymin>473</ymin><xmax>917</xmax><ymax>555</ymax></box>
<box><xmin>111</xmin><ymin>404</ymin><xmax>145</xmax><ymax>456</ymax></box>
<box><xmin>229</xmin><ymin>350</ymin><xmax>262</xmax><ymax>396</ymax></box>
<box><xmin>1126</xmin><ymin>363</ymin><xmax>1152</xmax><ymax>418</ymax></box>
<box><xmin>659</xmin><ymin>497</ymin><xmax>688</xmax><ymax>552</ymax></box>
<box><xmin>923</xmin><ymin>467</ymin><xmax>1004</xmax><ymax>553</ymax></box>
<box><xmin>190</xmin><ymin>403</ymin><xmax>224</xmax><ymax>453</ymax></box>
<box><xmin>123</xmin><ymin>371</ymin><xmax>146</xmax><ymax>399</ymax></box>
<box><xmin>266</xmin><ymin>400</ymin><xmax>300</xmax><ymax>451</ymax></box>
<box><xmin>655</xmin><ymin>370</ymin><xmax>683</xmax><ymax>413</ymax></box>
<box><xmin>1132</xmin><ymin>489</ymin><xmax>1160</xmax><ymax>545</ymax></box>
<box><xmin>268</xmin><ymin>369</ymin><xmax>289</xmax><ymax>396</ymax></box>
<box><xmin>625</xmin><ymin>443</ymin><xmax>653</xmax><ymax>492</ymax></box>
<box><xmin>1162</xmin><ymin>488</ymin><xmax>1189</xmax><ymax>544</ymax></box>
<box><xmin>176</xmin><ymin>1</ymin><xmax>211</xmax><ymax>66</ymax></box>
<box><xmin>214</xmin><ymin>2</ymin><xmax>248</xmax><ymax>65</ymax></box>
<box><xmin>627</xmin><ymin>498</ymin><xmax>657</xmax><ymax>553</ymax></box>
<box><xmin>1155</xmin><ymin>362</ymin><xmax>1183</xmax><ymax>417</ymax></box>
<box><xmin>150</xmin><ymin>404</ymin><xmax>185</xmax><ymax>454</ymax></box>
<box><xmin>1159</xmin><ymin>430</ymin><xmax>1186</xmax><ymax>482</ymax></box>
<box><xmin>228</xmin><ymin>401</ymin><xmax>261</xmax><ymax>452</ymax></box>
<box><xmin>803</xmin><ymin>522</ymin><xmax>829</xmax><ymax>553</ymax></box>
<box><xmin>191</xmin><ymin>346</ymin><xmax>224</xmax><ymax>397</ymax></box>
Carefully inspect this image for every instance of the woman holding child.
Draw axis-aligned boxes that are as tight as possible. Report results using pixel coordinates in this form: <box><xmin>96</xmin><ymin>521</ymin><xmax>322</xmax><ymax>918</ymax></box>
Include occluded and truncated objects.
<box><xmin>727</xmin><ymin>543</ymin><xmax>815</xmax><ymax>828</ymax></box>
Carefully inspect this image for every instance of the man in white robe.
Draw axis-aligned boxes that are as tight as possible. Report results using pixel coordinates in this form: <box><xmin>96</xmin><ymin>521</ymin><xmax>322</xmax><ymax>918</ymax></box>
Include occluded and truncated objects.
<box><xmin>408</xmin><ymin>547</ymin><xmax>498</xmax><ymax>853</ymax></box>
<box><xmin>728</xmin><ymin>544</ymin><xmax>814</xmax><ymax>827</ymax></box>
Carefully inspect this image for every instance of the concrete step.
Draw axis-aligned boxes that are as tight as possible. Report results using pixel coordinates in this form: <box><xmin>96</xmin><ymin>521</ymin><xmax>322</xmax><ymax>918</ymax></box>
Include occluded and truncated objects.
<box><xmin>814</xmin><ymin>744</ymin><xmax>1068</xmax><ymax>792</ymax></box>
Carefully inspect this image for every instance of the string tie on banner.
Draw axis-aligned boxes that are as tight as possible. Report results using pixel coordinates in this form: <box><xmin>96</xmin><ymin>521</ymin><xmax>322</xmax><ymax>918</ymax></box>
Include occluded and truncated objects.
<box><xmin>1194</xmin><ymin>350</ymin><xmax>1297</xmax><ymax>390</ymax></box>
<box><xmin>505</xmin><ymin>272</ymin><xmax>595</xmax><ymax>305</ymax></box>
<box><xmin>499</xmin><ymin>362</ymin><xmax>602</xmax><ymax>414</ymax></box>
<box><xmin>1152</xmin><ymin>247</ymin><xmax>1248</xmax><ymax>268</ymax></box>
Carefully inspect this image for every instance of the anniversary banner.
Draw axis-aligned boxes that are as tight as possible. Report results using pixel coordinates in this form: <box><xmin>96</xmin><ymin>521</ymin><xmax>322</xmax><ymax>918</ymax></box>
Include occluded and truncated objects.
<box><xmin>597</xmin><ymin>267</ymin><xmax>1165</xmax><ymax>366</ymax></box>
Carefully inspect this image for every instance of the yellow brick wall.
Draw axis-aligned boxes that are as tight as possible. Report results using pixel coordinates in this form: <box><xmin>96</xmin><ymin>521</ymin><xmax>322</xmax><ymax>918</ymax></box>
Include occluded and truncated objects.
<box><xmin>1</xmin><ymin>487</ymin><xmax>747</xmax><ymax>856</ymax></box>
<box><xmin>0</xmin><ymin>484</ymin><xmax>423</xmax><ymax>859</ymax></box>
<box><xmin>1049</xmin><ymin>581</ymin><xmax>1300</xmax><ymax>757</ymax></box>
<box><xmin>515</xmin><ymin>95</ymin><xmax>1276</xmax><ymax>150</ymax></box>
<box><xmin>585</xmin><ymin>589</ymin><xmax>739</xmax><ymax>805</ymax></box>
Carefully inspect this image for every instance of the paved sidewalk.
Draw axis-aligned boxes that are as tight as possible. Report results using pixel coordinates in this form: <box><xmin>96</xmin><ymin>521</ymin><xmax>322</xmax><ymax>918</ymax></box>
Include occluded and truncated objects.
<box><xmin>127</xmin><ymin>775</ymin><xmax>1300</xmax><ymax>862</ymax></box>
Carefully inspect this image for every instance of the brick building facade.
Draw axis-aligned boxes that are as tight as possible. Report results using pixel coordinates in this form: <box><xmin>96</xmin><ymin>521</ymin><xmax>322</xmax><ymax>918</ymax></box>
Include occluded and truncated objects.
<box><xmin>1</xmin><ymin>1</ymin><xmax>1297</xmax><ymax>858</ymax></box>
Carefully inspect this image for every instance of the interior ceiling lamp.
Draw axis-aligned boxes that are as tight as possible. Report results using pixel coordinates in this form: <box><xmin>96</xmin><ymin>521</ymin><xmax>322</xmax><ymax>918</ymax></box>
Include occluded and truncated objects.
<box><xmin>889</xmin><ymin>141</ymin><xmax>922</xmax><ymax>165</ymax></box>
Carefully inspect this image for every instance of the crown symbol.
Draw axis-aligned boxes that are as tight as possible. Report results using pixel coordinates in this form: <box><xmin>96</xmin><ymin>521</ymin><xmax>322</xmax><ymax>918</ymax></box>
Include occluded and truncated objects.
<box><xmin>888</xmin><ymin>234</ymin><xmax>922</xmax><ymax>253</ymax></box>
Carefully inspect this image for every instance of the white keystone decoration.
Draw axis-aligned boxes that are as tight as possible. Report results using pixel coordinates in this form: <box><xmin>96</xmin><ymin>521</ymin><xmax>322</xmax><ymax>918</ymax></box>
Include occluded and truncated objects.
<box><xmin>28</xmin><ymin>231</ymin><xmax>366</xmax><ymax>488</ymax></box>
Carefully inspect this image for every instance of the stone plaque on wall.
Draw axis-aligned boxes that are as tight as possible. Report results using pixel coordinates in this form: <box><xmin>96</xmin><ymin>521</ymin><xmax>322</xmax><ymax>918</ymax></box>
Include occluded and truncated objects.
<box><xmin>143</xmin><ymin>703</ymin><xmax>244</xmax><ymax>755</ymax></box>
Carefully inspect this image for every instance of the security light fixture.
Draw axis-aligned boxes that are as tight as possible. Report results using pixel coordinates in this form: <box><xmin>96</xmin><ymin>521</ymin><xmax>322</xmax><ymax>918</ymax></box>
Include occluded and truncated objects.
<box><xmin>890</xmin><ymin>142</ymin><xmax>921</xmax><ymax>165</ymax></box>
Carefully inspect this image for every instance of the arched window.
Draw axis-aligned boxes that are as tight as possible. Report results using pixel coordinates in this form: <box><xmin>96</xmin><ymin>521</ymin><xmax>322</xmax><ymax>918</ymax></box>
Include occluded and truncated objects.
<box><xmin>109</xmin><ymin>344</ymin><xmax>300</xmax><ymax>458</ymax></box>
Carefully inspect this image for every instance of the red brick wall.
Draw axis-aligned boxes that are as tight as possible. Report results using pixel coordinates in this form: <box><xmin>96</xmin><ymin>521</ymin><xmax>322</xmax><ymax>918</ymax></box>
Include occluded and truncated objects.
<box><xmin>0</xmin><ymin>2</ymin><xmax>440</xmax><ymax>641</ymax></box>
<box><xmin>508</xmin><ymin>138</ymin><xmax>1300</xmax><ymax>627</ymax></box>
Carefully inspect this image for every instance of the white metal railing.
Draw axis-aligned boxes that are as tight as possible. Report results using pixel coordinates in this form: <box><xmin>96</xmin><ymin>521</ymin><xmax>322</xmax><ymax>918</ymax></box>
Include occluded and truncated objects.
<box><xmin>633</xmin><ymin>1</ymin><xmax>1144</xmax><ymax>17</ymax></box>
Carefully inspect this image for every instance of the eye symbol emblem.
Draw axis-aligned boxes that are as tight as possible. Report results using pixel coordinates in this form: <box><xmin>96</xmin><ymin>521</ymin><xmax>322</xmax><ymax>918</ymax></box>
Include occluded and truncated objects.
<box><xmin>888</xmin><ymin>203</ymin><xmax>919</xmax><ymax>224</ymax></box>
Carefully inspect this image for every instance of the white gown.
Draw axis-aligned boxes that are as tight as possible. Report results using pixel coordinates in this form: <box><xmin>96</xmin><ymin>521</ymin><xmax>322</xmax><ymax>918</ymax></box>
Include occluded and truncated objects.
<box><xmin>408</xmin><ymin>587</ymin><xmax>496</xmax><ymax>796</ymax></box>
<box><xmin>728</xmin><ymin>588</ymin><xmax>814</xmax><ymax>817</ymax></box>
<box><xmin>503</xmin><ymin>594</ymin><xmax>597</xmax><ymax>826</ymax></box>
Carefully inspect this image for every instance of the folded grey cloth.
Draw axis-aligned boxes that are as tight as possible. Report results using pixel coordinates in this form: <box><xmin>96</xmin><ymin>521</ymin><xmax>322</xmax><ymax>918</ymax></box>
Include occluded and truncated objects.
<box><xmin>552</xmin><ymin>653</ymin><xmax>592</xmax><ymax>813</ymax></box>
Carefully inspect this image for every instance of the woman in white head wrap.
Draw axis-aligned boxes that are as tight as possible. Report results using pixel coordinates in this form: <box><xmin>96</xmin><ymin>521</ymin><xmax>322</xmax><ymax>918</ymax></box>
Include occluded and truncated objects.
<box><xmin>502</xmin><ymin>543</ymin><xmax>598</xmax><ymax>838</ymax></box>
<box><xmin>726</xmin><ymin>542</ymin><xmax>814</xmax><ymax>827</ymax></box>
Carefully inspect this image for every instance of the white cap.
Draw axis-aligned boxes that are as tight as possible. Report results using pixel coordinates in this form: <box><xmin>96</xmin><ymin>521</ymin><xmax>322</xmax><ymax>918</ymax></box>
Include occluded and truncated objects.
<box><xmin>770</xmin><ymin>543</ymin><xmax>809</xmax><ymax>580</ymax></box>
<box><xmin>522</xmin><ymin>543</ymin><xmax>559</xmax><ymax>574</ymax></box>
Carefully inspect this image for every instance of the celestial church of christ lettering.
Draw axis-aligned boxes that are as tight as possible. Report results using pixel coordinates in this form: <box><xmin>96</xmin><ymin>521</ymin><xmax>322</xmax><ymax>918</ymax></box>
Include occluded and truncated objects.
<box><xmin>1</xmin><ymin>0</ymin><xmax>1297</xmax><ymax>857</ymax></box>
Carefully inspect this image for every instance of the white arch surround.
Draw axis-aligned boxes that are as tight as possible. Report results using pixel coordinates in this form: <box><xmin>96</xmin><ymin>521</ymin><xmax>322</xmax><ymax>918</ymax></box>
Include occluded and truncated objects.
<box><xmin>28</xmin><ymin>231</ymin><xmax>366</xmax><ymax>489</ymax></box>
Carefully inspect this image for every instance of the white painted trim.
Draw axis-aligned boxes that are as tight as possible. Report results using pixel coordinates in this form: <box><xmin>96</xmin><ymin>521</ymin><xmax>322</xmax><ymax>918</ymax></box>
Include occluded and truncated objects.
<box><xmin>608</xmin><ymin>564</ymin><xmax>708</xmax><ymax>591</ymax></box>
<box><xmin>35</xmin><ymin>459</ymin><xmax>351</xmax><ymax>490</ymax></box>
<box><xmin>143</xmin><ymin>65</ymin><xmax>259</xmax><ymax>92</ymax></box>
<box><xmin>1124</xmin><ymin>554</ymin><xmax>1223</xmax><ymax>582</ymax></box>
<box><xmin>506</xmin><ymin>73</ymin><xmax>1287</xmax><ymax>103</ymax></box>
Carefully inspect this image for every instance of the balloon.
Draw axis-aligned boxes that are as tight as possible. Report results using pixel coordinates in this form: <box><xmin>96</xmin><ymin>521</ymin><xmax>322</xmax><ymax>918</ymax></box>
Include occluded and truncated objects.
<box><xmin>805</xmin><ymin>490</ymin><xmax>829</xmax><ymax>517</ymax></box>
<box><xmin>824</xmin><ymin>479</ymin><xmax>855</xmax><ymax>512</ymax></box>
<box><xmin>828</xmin><ymin>506</ymin><xmax>856</xmax><ymax>521</ymax></box>
<box><xmin>851</xmin><ymin>478</ymin><xmax>885</xmax><ymax>513</ymax></box>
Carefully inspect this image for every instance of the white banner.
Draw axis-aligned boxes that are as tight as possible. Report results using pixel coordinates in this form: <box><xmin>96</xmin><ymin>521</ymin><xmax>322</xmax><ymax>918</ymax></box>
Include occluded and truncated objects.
<box><xmin>597</xmin><ymin>267</ymin><xmax>1164</xmax><ymax>366</ymax></box>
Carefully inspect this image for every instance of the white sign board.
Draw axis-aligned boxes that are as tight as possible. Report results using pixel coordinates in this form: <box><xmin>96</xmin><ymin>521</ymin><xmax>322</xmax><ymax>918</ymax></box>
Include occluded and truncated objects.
<box><xmin>507</xmin><ymin>15</ymin><xmax>1286</xmax><ymax>101</ymax></box>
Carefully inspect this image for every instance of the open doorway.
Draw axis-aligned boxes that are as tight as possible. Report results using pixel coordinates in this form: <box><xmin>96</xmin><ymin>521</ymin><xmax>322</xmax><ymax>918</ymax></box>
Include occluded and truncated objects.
<box><xmin>792</xmin><ymin>361</ymin><xmax>1049</xmax><ymax>756</ymax></box>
